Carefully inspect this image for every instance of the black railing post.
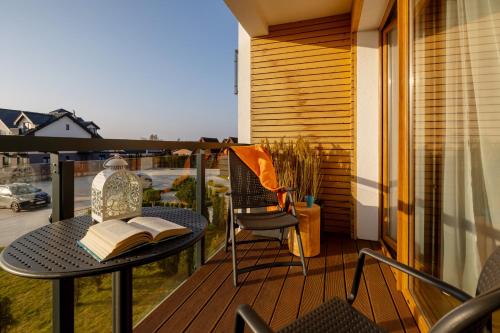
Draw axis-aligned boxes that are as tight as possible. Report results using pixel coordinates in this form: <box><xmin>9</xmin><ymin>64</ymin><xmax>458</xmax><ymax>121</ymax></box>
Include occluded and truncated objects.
<box><xmin>50</xmin><ymin>153</ymin><xmax>75</xmax><ymax>333</ymax></box>
<box><xmin>195</xmin><ymin>149</ymin><xmax>206</xmax><ymax>266</ymax></box>
<box><xmin>50</xmin><ymin>153</ymin><xmax>74</xmax><ymax>222</ymax></box>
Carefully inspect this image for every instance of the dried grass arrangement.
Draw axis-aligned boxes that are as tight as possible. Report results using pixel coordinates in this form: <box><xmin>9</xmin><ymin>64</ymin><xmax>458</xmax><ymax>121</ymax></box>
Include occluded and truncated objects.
<box><xmin>263</xmin><ymin>137</ymin><xmax>323</xmax><ymax>203</ymax></box>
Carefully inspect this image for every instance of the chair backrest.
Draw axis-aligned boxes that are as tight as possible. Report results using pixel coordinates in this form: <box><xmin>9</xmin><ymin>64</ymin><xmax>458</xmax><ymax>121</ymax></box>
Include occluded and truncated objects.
<box><xmin>476</xmin><ymin>246</ymin><xmax>500</xmax><ymax>296</ymax></box>
<box><xmin>228</xmin><ymin>150</ymin><xmax>279</xmax><ymax>209</ymax></box>
<box><xmin>430</xmin><ymin>246</ymin><xmax>500</xmax><ymax>333</ymax></box>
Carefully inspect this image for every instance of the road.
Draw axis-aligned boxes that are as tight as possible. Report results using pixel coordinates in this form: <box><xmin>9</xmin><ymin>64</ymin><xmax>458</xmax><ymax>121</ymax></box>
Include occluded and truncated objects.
<box><xmin>0</xmin><ymin>168</ymin><xmax>222</xmax><ymax>247</ymax></box>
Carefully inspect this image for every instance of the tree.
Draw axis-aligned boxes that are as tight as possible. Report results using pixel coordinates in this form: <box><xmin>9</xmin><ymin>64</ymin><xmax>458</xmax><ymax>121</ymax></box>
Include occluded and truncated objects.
<box><xmin>149</xmin><ymin>134</ymin><xmax>159</xmax><ymax>141</ymax></box>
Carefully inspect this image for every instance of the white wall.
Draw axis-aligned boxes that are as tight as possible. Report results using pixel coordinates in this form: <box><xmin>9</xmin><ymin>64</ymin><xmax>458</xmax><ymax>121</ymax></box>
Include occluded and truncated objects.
<box><xmin>356</xmin><ymin>30</ymin><xmax>381</xmax><ymax>241</ymax></box>
<box><xmin>237</xmin><ymin>24</ymin><xmax>251</xmax><ymax>144</ymax></box>
<box><xmin>0</xmin><ymin>120</ymin><xmax>11</xmax><ymax>135</ymax></box>
<box><xmin>34</xmin><ymin>117</ymin><xmax>92</xmax><ymax>138</ymax></box>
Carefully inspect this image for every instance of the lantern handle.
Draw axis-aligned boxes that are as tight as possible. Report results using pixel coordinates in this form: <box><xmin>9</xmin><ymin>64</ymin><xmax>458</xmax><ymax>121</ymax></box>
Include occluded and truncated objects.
<box><xmin>103</xmin><ymin>154</ymin><xmax>128</xmax><ymax>169</ymax></box>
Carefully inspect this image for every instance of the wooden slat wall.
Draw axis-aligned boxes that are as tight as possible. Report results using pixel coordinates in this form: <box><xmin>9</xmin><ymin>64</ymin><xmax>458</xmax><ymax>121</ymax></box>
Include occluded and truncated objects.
<box><xmin>250</xmin><ymin>14</ymin><xmax>353</xmax><ymax>234</ymax></box>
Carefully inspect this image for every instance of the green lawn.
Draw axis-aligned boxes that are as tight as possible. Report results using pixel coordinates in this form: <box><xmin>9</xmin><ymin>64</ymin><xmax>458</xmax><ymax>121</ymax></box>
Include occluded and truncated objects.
<box><xmin>0</xmin><ymin>224</ymin><xmax>225</xmax><ymax>332</ymax></box>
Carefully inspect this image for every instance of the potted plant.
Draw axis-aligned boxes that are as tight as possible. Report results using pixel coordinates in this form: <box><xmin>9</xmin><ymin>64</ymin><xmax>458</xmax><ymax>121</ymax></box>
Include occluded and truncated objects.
<box><xmin>263</xmin><ymin>137</ymin><xmax>323</xmax><ymax>207</ymax></box>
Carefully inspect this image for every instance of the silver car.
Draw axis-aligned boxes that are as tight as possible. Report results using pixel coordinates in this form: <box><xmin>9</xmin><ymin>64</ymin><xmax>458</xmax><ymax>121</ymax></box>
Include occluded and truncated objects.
<box><xmin>0</xmin><ymin>183</ymin><xmax>51</xmax><ymax>212</ymax></box>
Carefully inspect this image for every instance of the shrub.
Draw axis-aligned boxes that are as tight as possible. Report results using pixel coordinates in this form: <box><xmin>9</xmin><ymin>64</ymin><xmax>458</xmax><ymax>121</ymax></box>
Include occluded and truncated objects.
<box><xmin>171</xmin><ymin>175</ymin><xmax>191</xmax><ymax>191</ymax></box>
<box><xmin>143</xmin><ymin>189</ymin><xmax>161</xmax><ymax>203</ymax></box>
<box><xmin>174</xmin><ymin>177</ymin><xmax>196</xmax><ymax>206</ymax></box>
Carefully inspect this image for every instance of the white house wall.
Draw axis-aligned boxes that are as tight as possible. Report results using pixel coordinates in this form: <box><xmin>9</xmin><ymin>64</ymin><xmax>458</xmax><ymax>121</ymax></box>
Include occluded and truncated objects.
<box><xmin>355</xmin><ymin>30</ymin><xmax>381</xmax><ymax>241</ymax></box>
<box><xmin>34</xmin><ymin>117</ymin><xmax>91</xmax><ymax>138</ymax></box>
<box><xmin>0</xmin><ymin>121</ymin><xmax>11</xmax><ymax>135</ymax></box>
<box><xmin>237</xmin><ymin>24</ymin><xmax>251</xmax><ymax>144</ymax></box>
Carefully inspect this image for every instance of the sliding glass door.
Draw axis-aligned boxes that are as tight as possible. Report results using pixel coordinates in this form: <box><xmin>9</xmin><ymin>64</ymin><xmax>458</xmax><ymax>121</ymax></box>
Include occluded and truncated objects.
<box><xmin>383</xmin><ymin>18</ymin><xmax>399</xmax><ymax>251</ymax></box>
<box><xmin>410</xmin><ymin>0</ymin><xmax>500</xmax><ymax>325</ymax></box>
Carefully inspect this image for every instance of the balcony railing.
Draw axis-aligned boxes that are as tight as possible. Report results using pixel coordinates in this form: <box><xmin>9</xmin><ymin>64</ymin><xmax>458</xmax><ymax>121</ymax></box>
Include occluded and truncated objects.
<box><xmin>0</xmin><ymin>135</ymin><xmax>240</xmax><ymax>332</ymax></box>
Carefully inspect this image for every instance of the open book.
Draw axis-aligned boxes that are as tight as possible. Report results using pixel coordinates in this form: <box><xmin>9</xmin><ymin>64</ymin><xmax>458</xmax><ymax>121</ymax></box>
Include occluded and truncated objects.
<box><xmin>78</xmin><ymin>216</ymin><xmax>192</xmax><ymax>262</ymax></box>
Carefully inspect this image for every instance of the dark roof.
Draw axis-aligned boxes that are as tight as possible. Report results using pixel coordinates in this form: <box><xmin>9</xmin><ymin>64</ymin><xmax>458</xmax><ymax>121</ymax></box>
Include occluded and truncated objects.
<box><xmin>199</xmin><ymin>137</ymin><xmax>219</xmax><ymax>143</ymax></box>
<box><xmin>49</xmin><ymin>109</ymin><xmax>71</xmax><ymax>116</ymax></box>
<box><xmin>0</xmin><ymin>108</ymin><xmax>22</xmax><ymax>128</ymax></box>
<box><xmin>19</xmin><ymin>111</ymin><xmax>53</xmax><ymax>126</ymax></box>
<box><xmin>223</xmin><ymin>136</ymin><xmax>238</xmax><ymax>143</ymax></box>
<box><xmin>75</xmin><ymin>117</ymin><xmax>100</xmax><ymax>129</ymax></box>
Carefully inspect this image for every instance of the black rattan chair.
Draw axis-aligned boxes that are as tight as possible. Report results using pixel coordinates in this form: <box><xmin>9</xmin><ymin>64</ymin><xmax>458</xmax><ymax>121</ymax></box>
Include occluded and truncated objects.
<box><xmin>234</xmin><ymin>246</ymin><xmax>500</xmax><ymax>333</ymax></box>
<box><xmin>226</xmin><ymin>149</ymin><xmax>307</xmax><ymax>287</ymax></box>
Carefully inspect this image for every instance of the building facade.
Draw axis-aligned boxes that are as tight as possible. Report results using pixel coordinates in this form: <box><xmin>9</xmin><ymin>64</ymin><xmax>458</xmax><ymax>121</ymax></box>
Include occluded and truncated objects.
<box><xmin>225</xmin><ymin>0</ymin><xmax>500</xmax><ymax>330</ymax></box>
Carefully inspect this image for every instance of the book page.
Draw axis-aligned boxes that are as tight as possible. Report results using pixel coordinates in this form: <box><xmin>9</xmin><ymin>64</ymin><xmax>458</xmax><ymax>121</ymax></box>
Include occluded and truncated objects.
<box><xmin>128</xmin><ymin>216</ymin><xmax>190</xmax><ymax>241</ymax></box>
<box><xmin>89</xmin><ymin>219</ymin><xmax>152</xmax><ymax>247</ymax></box>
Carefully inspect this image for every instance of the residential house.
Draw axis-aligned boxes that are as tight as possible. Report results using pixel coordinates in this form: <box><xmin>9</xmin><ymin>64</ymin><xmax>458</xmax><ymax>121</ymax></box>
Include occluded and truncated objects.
<box><xmin>0</xmin><ymin>108</ymin><xmax>103</xmax><ymax>166</ymax></box>
<box><xmin>225</xmin><ymin>0</ymin><xmax>500</xmax><ymax>330</ymax></box>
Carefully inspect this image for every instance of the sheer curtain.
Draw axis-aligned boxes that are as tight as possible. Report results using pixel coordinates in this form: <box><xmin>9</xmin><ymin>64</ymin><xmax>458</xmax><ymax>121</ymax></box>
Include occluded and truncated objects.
<box><xmin>439</xmin><ymin>0</ymin><xmax>500</xmax><ymax>294</ymax></box>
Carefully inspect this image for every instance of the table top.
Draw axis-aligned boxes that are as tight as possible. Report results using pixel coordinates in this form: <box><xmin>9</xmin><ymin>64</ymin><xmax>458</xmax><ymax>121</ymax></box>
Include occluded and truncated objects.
<box><xmin>0</xmin><ymin>207</ymin><xmax>207</xmax><ymax>279</ymax></box>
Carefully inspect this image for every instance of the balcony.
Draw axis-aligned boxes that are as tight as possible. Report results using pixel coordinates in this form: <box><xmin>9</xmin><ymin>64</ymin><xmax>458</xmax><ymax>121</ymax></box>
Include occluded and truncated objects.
<box><xmin>0</xmin><ymin>136</ymin><xmax>417</xmax><ymax>333</ymax></box>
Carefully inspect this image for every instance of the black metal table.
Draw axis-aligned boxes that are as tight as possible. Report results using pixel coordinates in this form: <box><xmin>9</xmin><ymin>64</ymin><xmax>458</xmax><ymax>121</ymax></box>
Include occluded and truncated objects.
<box><xmin>0</xmin><ymin>207</ymin><xmax>207</xmax><ymax>333</ymax></box>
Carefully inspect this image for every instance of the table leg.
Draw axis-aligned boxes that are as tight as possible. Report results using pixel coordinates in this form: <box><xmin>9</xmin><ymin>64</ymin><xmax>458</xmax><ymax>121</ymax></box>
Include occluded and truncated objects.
<box><xmin>194</xmin><ymin>235</ymin><xmax>205</xmax><ymax>267</ymax></box>
<box><xmin>52</xmin><ymin>278</ymin><xmax>74</xmax><ymax>333</ymax></box>
<box><xmin>112</xmin><ymin>268</ymin><xmax>133</xmax><ymax>333</ymax></box>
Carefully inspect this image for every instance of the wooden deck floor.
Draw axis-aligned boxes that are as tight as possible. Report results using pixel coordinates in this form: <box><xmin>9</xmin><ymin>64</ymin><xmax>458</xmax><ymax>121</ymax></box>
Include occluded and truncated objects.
<box><xmin>135</xmin><ymin>232</ymin><xmax>419</xmax><ymax>333</ymax></box>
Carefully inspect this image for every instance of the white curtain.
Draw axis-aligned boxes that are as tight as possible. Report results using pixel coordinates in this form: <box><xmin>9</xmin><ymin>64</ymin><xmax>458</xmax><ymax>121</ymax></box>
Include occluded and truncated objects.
<box><xmin>440</xmin><ymin>0</ymin><xmax>500</xmax><ymax>295</ymax></box>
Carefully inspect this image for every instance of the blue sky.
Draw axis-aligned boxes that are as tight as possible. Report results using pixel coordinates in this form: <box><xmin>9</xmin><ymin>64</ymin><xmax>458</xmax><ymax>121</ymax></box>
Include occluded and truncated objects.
<box><xmin>0</xmin><ymin>0</ymin><xmax>237</xmax><ymax>140</ymax></box>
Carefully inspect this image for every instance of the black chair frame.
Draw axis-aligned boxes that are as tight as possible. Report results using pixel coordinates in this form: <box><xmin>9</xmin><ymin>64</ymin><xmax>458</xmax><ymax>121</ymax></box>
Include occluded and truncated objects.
<box><xmin>235</xmin><ymin>247</ymin><xmax>500</xmax><ymax>333</ymax></box>
<box><xmin>226</xmin><ymin>150</ymin><xmax>307</xmax><ymax>287</ymax></box>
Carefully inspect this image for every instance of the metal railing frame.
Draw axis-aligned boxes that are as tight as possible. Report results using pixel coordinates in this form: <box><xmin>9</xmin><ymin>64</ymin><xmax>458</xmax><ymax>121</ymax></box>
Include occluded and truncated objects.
<box><xmin>0</xmin><ymin>135</ymin><xmax>240</xmax><ymax>333</ymax></box>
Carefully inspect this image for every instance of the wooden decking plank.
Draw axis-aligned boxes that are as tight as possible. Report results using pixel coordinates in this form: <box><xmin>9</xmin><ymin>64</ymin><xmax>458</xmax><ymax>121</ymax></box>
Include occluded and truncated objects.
<box><xmin>269</xmin><ymin>256</ymin><xmax>310</xmax><ymax>330</ymax></box>
<box><xmin>134</xmin><ymin>231</ymin><xmax>251</xmax><ymax>333</ymax></box>
<box><xmin>357</xmin><ymin>240</ymin><xmax>404</xmax><ymax>333</ymax></box>
<box><xmin>246</xmin><ymin>243</ymin><xmax>294</xmax><ymax>331</ymax></box>
<box><xmin>138</xmin><ymin>234</ymin><xmax>420</xmax><ymax>333</ymax></box>
<box><xmin>298</xmin><ymin>243</ymin><xmax>327</xmax><ymax>316</ymax></box>
<box><xmin>371</xmin><ymin>243</ymin><xmax>420</xmax><ymax>333</ymax></box>
<box><xmin>184</xmin><ymin>241</ymin><xmax>270</xmax><ymax>333</ymax></box>
<box><xmin>342</xmin><ymin>237</ymin><xmax>374</xmax><ymax>320</ymax></box>
<box><xmin>156</xmin><ymin>234</ymin><xmax>257</xmax><ymax>333</ymax></box>
<box><xmin>324</xmin><ymin>235</ymin><xmax>346</xmax><ymax>301</ymax></box>
<box><xmin>212</xmin><ymin>242</ymin><xmax>285</xmax><ymax>333</ymax></box>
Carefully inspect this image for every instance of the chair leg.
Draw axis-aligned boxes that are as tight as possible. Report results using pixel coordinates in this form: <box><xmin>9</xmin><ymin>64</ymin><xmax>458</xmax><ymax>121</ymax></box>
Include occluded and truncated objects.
<box><xmin>225</xmin><ymin>208</ymin><xmax>231</xmax><ymax>252</ymax></box>
<box><xmin>294</xmin><ymin>225</ymin><xmax>307</xmax><ymax>276</ymax></box>
<box><xmin>230</xmin><ymin>218</ymin><xmax>238</xmax><ymax>287</ymax></box>
<box><xmin>279</xmin><ymin>228</ymin><xmax>285</xmax><ymax>245</ymax></box>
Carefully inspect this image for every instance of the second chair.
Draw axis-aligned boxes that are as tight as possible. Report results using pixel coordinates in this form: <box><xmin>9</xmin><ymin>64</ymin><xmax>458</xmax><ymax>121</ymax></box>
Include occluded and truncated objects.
<box><xmin>226</xmin><ymin>149</ymin><xmax>307</xmax><ymax>287</ymax></box>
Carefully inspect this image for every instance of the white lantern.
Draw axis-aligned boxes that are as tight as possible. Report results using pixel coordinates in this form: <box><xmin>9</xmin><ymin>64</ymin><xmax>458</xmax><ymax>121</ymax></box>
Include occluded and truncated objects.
<box><xmin>91</xmin><ymin>155</ymin><xmax>143</xmax><ymax>222</ymax></box>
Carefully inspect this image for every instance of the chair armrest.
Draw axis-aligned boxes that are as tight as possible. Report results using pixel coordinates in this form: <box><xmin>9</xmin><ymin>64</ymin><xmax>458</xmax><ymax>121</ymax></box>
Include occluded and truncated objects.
<box><xmin>283</xmin><ymin>190</ymin><xmax>296</xmax><ymax>216</ymax></box>
<box><xmin>347</xmin><ymin>248</ymin><xmax>472</xmax><ymax>304</ymax></box>
<box><xmin>429</xmin><ymin>287</ymin><xmax>500</xmax><ymax>333</ymax></box>
<box><xmin>234</xmin><ymin>304</ymin><xmax>274</xmax><ymax>333</ymax></box>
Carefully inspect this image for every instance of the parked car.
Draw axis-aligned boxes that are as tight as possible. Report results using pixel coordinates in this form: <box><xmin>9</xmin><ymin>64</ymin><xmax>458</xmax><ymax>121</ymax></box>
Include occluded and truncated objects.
<box><xmin>0</xmin><ymin>183</ymin><xmax>51</xmax><ymax>212</ymax></box>
<box><xmin>136</xmin><ymin>172</ymin><xmax>153</xmax><ymax>189</ymax></box>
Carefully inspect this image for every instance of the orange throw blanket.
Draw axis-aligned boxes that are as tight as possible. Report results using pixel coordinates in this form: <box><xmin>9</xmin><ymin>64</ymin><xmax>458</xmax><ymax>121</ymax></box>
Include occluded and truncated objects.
<box><xmin>230</xmin><ymin>145</ymin><xmax>286</xmax><ymax>207</ymax></box>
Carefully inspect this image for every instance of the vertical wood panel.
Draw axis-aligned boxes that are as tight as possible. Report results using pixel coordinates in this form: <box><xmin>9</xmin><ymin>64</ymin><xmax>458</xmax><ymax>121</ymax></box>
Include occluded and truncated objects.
<box><xmin>250</xmin><ymin>15</ymin><xmax>354</xmax><ymax>234</ymax></box>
